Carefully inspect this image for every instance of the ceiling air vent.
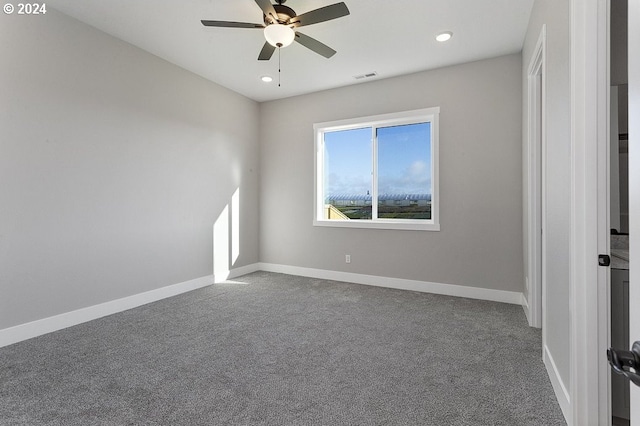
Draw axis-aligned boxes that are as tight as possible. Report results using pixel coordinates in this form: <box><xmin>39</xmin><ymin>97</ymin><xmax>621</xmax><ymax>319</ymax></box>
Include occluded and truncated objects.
<box><xmin>354</xmin><ymin>72</ymin><xmax>378</xmax><ymax>80</ymax></box>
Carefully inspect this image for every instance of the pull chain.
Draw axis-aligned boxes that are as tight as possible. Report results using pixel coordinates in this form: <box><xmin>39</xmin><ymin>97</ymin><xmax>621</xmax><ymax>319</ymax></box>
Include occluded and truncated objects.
<box><xmin>278</xmin><ymin>46</ymin><xmax>281</xmax><ymax>87</ymax></box>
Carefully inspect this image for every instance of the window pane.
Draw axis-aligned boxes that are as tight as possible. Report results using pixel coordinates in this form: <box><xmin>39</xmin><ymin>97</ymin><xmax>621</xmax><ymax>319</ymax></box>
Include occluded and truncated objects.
<box><xmin>377</xmin><ymin>123</ymin><xmax>431</xmax><ymax>220</ymax></box>
<box><xmin>323</xmin><ymin>128</ymin><xmax>372</xmax><ymax>220</ymax></box>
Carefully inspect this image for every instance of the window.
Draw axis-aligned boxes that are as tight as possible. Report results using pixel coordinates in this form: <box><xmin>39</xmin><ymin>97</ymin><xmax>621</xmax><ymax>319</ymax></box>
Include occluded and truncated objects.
<box><xmin>314</xmin><ymin>107</ymin><xmax>440</xmax><ymax>231</ymax></box>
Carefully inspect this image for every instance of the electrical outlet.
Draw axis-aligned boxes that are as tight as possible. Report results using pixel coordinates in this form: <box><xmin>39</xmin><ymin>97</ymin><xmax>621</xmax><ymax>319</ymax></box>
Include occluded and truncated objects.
<box><xmin>345</xmin><ymin>255</ymin><xmax>351</xmax><ymax>263</ymax></box>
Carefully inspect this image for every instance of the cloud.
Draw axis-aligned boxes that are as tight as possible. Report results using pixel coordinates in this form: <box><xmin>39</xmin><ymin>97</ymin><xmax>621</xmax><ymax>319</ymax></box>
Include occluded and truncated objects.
<box><xmin>326</xmin><ymin>172</ymin><xmax>371</xmax><ymax>195</ymax></box>
<box><xmin>378</xmin><ymin>160</ymin><xmax>431</xmax><ymax>194</ymax></box>
<box><xmin>325</xmin><ymin>161</ymin><xmax>431</xmax><ymax>196</ymax></box>
<box><xmin>407</xmin><ymin>160</ymin><xmax>428</xmax><ymax>181</ymax></box>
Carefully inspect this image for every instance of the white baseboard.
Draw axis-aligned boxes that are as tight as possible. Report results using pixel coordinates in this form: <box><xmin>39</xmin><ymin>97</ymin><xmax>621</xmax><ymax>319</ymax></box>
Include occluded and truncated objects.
<box><xmin>544</xmin><ymin>344</ymin><xmax>572</xmax><ymax>425</ymax></box>
<box><xmin>0</xmin><ymin>274</ymin><xmax>214</xmax><ymax>349</ymax></box>
<box><xmin>257</xmin><ymin>262</ymin><xmax>524</xmax><ymax>305</ymax></box>
<box><xmin>0</xmin><ymin>263</ymin><xmax>526</xmax><ymax>349</ymax></box>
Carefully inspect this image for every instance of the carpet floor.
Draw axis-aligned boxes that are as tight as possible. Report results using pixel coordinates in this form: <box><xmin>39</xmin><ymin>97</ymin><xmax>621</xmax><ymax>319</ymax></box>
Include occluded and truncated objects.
<box><xmin>0</xmin><ymin>271</ymin><xmax>566</xmax><ymax>425</ymax></box>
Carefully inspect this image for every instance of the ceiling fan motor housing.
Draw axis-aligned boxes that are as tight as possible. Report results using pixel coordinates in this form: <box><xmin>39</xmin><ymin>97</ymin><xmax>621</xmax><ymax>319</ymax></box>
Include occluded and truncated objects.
<box><xmin>264</xmin><ymin>4</ymin><xmax>296</xmax><ymax>25</ymax></box>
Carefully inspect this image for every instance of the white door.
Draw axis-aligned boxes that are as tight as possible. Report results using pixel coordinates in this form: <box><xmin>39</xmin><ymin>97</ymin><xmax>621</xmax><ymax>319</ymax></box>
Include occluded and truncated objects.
<box><xmin>629</xmin><ymin>0</ymin><xmax>639</xmax><ymax>424</ymax></box>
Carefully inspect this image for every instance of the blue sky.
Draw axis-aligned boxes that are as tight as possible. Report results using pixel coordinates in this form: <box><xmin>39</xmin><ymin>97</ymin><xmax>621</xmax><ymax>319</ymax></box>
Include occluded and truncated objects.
<box><xmin>324</xmin><ymin>122</ymin><xmax>431</xmax><ymax>196</ymax></box>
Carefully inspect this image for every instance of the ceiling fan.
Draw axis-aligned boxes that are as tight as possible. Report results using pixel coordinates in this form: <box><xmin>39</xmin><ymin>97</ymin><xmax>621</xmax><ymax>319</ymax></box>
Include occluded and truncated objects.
<box><xmin>201</xmin><ymin>0</ymin><xmax>350</xmax><ymax>60</ymax></box>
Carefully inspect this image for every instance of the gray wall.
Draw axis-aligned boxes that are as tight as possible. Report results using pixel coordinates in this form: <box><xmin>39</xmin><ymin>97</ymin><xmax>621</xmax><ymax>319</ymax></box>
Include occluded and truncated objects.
<box><xmin>522</xmin><ymin>0</ymin><xmax>571</xmax><ymax>388</ymax></box>
<box><xmin>0</xmin><ymin>9</ymin><xmax>260</xmax><ymax>330</ymax></box>
<box><xmin>259</xmin><ymin>54</ymin><xmax>524</xmax><ymax>293</ymax></box>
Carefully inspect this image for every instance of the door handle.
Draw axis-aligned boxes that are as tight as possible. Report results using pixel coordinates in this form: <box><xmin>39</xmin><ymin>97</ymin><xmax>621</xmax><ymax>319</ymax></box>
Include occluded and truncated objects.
<box><xmin>608</xmin><ymin>341</ymin><xmax>640</xmax><ymax>386</ymax></box>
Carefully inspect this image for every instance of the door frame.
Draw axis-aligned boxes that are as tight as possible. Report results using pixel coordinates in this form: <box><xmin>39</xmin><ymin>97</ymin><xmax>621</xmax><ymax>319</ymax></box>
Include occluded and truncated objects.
<box><xmin>569</xmin><ymin>0</ymin><xmax>611</xmax><ymax>423</ymax></box>
<box><xmin>525</xmin><ymin>25</ymin><xmax>546</xmax><ymax>330</ymax></box>
<box><xmin>628</xmin><ymin>0</ymin><xmax>639</xmax><ymax>421</ymax></box>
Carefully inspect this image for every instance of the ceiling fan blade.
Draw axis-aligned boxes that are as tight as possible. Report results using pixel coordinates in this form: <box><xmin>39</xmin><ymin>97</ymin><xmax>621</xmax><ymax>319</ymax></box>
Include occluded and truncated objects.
<box><xmin>289</xmin><ymin>2</ymin><xmax>350</xmax><ymax>27</ymax></box>
<box><xmin>294</xmin><ymin>32</ymin><xmax>336</xmax><ymax>58</ymax></box>
<box><xmin>258</xmin><ymin>42</ymin><xmax>276</xmax><ymax>61</ymax></box>
<box><xmin>254</xmin><ymin>0</ymin><xmax>279</xmax><ymax>24</ymax></box>
<box><xmin>201</xmin><ymin>20</ymin><xmax>264</xmax><ymax>29</ymax></box>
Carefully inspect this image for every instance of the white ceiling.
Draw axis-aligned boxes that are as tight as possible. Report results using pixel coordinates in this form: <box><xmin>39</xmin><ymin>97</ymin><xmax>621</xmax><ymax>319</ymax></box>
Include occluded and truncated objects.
<box><xmin>46</xmin><ymin>0</ymin><xmax>534</xmax><ymax>102</ymax></box>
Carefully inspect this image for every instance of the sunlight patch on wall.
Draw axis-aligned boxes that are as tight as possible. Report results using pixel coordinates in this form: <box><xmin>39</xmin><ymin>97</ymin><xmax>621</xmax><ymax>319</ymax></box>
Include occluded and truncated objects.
<box><xmin>232</xmin><ymin>188</ymin><xmax>240</xmax><ymax>265</ymax></box>
<box><xmin>213</xmin><ymin>205</ymin><xmax>229</xmax><ymax>282</ymax></box>
<box><xmin>213</xmin><ymin>187</ymin><xmax>242</xmax><ymax>282</ymax></box>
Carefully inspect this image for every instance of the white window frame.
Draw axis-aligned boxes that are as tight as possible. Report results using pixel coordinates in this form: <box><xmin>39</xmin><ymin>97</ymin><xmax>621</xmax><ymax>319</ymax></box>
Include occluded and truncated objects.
<box><xmin>313</xmin><ymin>107</ymin><xmax>440</xmax><ymax>231</ymax></box>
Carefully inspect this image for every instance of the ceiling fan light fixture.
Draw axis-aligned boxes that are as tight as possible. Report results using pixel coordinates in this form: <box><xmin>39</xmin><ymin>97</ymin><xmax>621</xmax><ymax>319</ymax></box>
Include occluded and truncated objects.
<box><xmin>264</xmin><ymin>24</ymin><xmax>295</xmax><ymax>47</ymax></box>
<box><xmin>436</xmin><ymin>31</ymin><xmax>453</xmax><ymax>42</ymax></box>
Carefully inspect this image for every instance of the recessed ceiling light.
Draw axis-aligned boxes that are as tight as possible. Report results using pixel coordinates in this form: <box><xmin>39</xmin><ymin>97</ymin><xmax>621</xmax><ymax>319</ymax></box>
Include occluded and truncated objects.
<box><xmin>261</xmin><ymin>75</ymin><xmax>273</xmax><ymax>83</ymax></box>
<box><xmin>436</xmin><ymin>31</ymin><xmax>453</xmax><ymax>42</ymax></box>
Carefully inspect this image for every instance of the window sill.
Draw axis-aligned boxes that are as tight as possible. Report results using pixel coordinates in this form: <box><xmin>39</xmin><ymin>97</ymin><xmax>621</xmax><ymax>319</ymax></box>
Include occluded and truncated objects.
<box><xmin>313</xmin><ymin>219</ymin><xmax>440</xmax><ymax>231</ymax></box>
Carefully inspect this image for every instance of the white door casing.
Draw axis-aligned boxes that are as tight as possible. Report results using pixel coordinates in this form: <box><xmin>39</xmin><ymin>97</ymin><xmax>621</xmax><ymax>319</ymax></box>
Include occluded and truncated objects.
<box><xmin>628</xmin><ymin>0</ymin><xmax>639</xmax><ymax>423</ymax></box>
<box><xmin>525</xmin><ymin>25</ymin><xmax>546</xmax><ymax>330</ymax></box>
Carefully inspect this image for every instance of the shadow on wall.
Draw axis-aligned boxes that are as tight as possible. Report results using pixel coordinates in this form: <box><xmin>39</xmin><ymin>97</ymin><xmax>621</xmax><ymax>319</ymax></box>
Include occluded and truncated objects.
<box><xmin>213</xmin><ymin>187</ymin><xmax>241</xmax><ymax>282</ymax></box>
